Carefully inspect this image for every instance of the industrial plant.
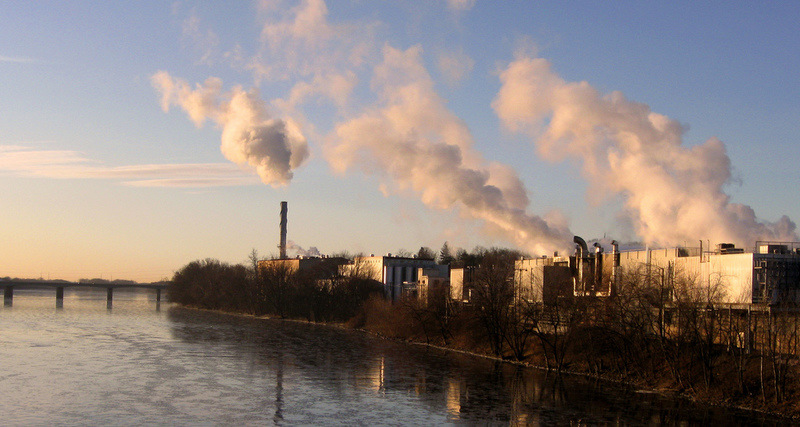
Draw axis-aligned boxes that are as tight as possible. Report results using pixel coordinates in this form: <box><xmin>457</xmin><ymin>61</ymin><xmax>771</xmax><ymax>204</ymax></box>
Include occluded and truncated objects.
<box><xmin>515</xmin><ymin>239</ymin><xmax>800</xmax><ymax>307</ymax></box>
<box><xmin>262</xmin><ymin>202</ymin><xmax>800</xmax><ymax>310</ymax></box>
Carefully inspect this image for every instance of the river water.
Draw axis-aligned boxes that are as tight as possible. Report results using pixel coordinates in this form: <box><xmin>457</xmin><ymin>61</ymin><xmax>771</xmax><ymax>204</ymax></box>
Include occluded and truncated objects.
<box><xmin>0</xmin><ymin>288</ymin><xmax>788</xmax><ymax>425</ymax></box>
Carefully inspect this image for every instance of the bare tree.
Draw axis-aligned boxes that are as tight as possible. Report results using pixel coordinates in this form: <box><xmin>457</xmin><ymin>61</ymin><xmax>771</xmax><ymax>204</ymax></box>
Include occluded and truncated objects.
<box><xmin>671</xmin><ymin>270</ymin><xmax>727</xmax><ymax>389</ymax></box>
<box><xmin>470</xmin><ymin>248</ymin><xmax>525</xmax><ymax>358</ymax></box>
<box><xmin>256</xmin><ymin>261</ymin><xmax>297</xmax><ymax>317</ymax></box>
<box><xmin>531</xmin><ymin>294</ymin><xmax>583</xmax><ymax>373</ymax></box>
<box><xmin>396</xmin><ymin>248</ymin><xmax>412</xmax><ymax>257</ymax></box>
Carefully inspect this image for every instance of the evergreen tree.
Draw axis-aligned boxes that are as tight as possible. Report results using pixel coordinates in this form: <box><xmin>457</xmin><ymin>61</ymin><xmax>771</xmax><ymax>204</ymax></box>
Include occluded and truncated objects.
<box><xmin>438</xmin><ymin>242</ymin><xmax>455</xmax><ymax>265</ymax></box>
<box><xmin>417</xmin><ymin>246</ymin><xmax>436</xmax><ymax>260</ymax></box>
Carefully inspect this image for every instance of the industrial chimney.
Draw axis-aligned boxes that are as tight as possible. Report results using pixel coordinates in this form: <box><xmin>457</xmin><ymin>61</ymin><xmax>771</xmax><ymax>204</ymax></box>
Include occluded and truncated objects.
<box><xmin>573</xmin><ymin>236</ymin><xmax>588</xmax><ymax>295</ymax></box>
<box><xmin>279</xmin><ymin>201</ymin><xmax>287</xmax><ymax>259</ymax></box>
<box><xmin>611</xmin><ymin>240</ymin><xmax>620</xmax><ymax>296</ymax></box>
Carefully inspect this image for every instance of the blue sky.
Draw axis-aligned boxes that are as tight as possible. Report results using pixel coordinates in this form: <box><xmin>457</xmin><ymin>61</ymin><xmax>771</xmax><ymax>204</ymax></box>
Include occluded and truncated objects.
<box><xmin>1</xmin><ymin>1</ymin><xmax>798</xmax><ymax>281</ymax></box>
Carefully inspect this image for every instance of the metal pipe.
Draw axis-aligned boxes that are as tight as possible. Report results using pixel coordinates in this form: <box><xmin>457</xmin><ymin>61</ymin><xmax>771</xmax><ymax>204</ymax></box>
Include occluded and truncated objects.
<box><xmin>593</xmin><ymin>242</ymin><xmax>603</xmax><ymax>295</ymax></box>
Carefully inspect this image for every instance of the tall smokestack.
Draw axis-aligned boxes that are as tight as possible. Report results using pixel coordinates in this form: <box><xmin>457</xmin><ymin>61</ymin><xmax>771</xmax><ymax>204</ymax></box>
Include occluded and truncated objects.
<box><xmin>279</xmin><ymin>201</ymin><xmax>287</xmax><ymax>259</ymax></box>
<box><xmin>573</xmin><ymin>236</ymin><xmax>588</xmax><ymax>296</ymax></box>
<box><xmin>611</xmin><ymin>240</ymin><xmax>620</xmax><ymax>296</ymax></box>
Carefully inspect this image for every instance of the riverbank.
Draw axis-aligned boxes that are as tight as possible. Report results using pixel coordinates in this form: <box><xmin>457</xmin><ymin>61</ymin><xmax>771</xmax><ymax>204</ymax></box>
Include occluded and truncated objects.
<box><xmin>347</xmin><ymin>297</ymin><xmax>800</xmax><ymax>420</ymax></box>
<box><xmin>166</xmin><ymin>257</ymin><xmax>800</xmax><ymax>420</ymax></box>
<box><xmin>177</xmin><ymin>301</ymin><xmax>799</xmax><ymax>422</ymax></box>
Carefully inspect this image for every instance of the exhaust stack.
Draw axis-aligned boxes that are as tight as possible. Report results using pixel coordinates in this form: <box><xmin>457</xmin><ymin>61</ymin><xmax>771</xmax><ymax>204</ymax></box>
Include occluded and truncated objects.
<box><xmin>611</xmin><ymin>240</ymin><xmax>620</xmax><ymax>296</ymax></box>
<box><xmin>279</xmin><ymin>201</ymin><xmax>287</xmax><ymax>259</ymax></box>
<box><xmin>573</xmin><ymin>236</ymin><xmax>588</xmax><ymax>295</ymax></box>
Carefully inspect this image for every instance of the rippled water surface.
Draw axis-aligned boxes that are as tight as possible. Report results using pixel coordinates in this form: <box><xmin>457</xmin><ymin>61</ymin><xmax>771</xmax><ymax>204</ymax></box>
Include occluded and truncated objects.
<box><xmin>0</xmin><ymin>289</ymin><xmax>787</xmax><ymax>425</ymax></box>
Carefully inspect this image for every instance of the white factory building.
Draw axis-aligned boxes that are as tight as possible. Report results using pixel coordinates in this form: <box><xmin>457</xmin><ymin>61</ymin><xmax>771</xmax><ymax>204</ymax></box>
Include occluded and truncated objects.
<box><xmin>618</xmin><ymin>242</ymin><xmax>800</xmax><ymax>305</ymax></box>
<box><xmin>346</xmin><ymin>254</ymin><xmax>443</xmax><ymax>301</ymax></box>
<box><xmin>516</xmin><ymin>240</ymin><xmax>800</xmax><ymax>306</ymax></box>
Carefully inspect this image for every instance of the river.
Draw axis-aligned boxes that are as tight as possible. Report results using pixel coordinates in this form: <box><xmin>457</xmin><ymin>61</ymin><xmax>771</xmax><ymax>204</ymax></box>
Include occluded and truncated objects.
<box><xmin>0</xmin><ymin>288</ymin><xmax>787</xmax><ymax>425</ymax></box>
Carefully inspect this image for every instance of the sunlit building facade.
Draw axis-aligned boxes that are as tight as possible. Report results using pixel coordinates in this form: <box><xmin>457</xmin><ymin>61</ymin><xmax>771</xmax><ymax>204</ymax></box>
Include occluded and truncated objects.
<box><xmin>515</xmin><ymin>240</ymin><xmax>800</xmax><ymax>306</ymax></box>
<box><xmin>348</xmin><ymin>255</ymin><xmax>438</xmax><ymax>301</ymax></box>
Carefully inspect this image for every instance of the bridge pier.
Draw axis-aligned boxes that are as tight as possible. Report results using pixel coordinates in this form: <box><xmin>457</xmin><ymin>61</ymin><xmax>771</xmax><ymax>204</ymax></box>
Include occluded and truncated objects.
<box><xmin>106</xmin><ymin>288</ymin><xmax>113</xmax><ymax>309</ymax></box>
<box><xmin>156</xmin><ymin>288</ymin><xmax>161</xmax><ymax>303</ymax></box>
<box><xmin>4</xmin><ymin>286</ymin><xmax>13</xmax><ymax>307</ymax></box>
<box><xmin>56</xmin><ymin>287</ymin><xmax>64</xmax><ymax>308</ymax></box>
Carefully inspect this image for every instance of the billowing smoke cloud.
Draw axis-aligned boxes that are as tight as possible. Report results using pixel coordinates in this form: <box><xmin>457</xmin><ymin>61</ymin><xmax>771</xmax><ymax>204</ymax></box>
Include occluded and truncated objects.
<box><xmin>151</xmin><ymin>71</ymin><xmax>309</xmax><ymax>187</ymax></box>
<box><xmin>286</xmin><ymin>240</ymin><xmax>321</xmax><ymax>257</ymax></box>
<box><xmin>493</xmin><ymin>55</ymin><xmax>797</xmax><ymax>246</ymax></box>
<box><xmin>327</xmin><ymin>45</ymin><xmax>572</xmax><ymax>254</ymax></box>
<box><xmin>163</xmin><ymin>1</ymin><xmax>795</xmax><ymax>253</ymax></box>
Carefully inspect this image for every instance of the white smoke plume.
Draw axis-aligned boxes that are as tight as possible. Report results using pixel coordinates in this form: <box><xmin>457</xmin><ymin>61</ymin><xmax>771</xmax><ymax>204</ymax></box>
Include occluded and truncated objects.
<box><xmin>327</xmin><ymin>45</ymin><xmax>572</xmax><ymax>255</ymax></box>
<box><xmin>250</xmin><ymin>0</ymin><xmax>373</xmax><ymax>86</ymax></box>
<box><xmin>151</xmin><ymin>71</ymin><xmax>309</xmax><ymax>187</ymax></box>
<box><xmin>286</xmin><ymin>240</ymin><xmax>321</xmax><ymax>257</ymax></box>
<box><xmin>493</xmin><ymin>55</ymin><xmax>797</xmax><ymax>247</ymax></box>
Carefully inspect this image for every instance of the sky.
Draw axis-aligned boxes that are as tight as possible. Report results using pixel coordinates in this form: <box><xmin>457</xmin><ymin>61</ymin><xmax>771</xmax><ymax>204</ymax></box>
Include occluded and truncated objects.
<box><xmin>1</xmin><ymin>1</ymin><xmax>798</xmax><ymax>282</ymax></box>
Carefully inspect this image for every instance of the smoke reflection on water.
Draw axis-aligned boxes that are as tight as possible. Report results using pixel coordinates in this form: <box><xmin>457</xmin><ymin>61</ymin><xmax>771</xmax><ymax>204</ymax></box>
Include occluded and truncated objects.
<box><xmin>0</xmin><ymin>291</ymin><xmax>786</xmax><ymax>425</ymax></box>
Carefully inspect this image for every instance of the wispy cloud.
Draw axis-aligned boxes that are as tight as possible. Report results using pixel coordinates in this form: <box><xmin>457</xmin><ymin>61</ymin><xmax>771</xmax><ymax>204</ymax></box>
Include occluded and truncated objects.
<box><xmin>445</xmin><ymin>0</ymin><xmax>476</xmax><ymax>12</ymax></box>
<box><xmin>122</xmin><ymin>177</ymin><xmax>259</xmax><ymax>188</ymax></box>
<box><xmin>181</xmin><ymin>9</ymin><xmax>220</xmax><ymax>65</ymax></box>
<box><xmin>0</xmin><ymin>145</ymin><xmax>259</xmax><ymax>188</ymax></box>
<box><xmin>437</xmin><ymin>49</ymin><xmax>474</xmax><ymax>85</ymax></box>
<box><xmin>0</xmin><ymin>55</ymin><xmax>38</xmax><ymax>64</ymax></box>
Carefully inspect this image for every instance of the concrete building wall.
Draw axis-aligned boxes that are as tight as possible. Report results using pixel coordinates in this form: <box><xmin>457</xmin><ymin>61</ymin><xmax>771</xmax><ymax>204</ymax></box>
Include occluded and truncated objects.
<box><xmin>450</xmin><ymin>268</ymin><xmax>464</xmax><ymax>301</ymax></box>
<box><xmin>519</xmin><ymin>243</ymin><xmax>800</xmax><ymax>305</ymax></box>
<box><xmin>613</xmin><ymin>249</ymin><xmax>755</xmax><ymax>304</ymax></box>
<box><xmin>515</xmin><ymin>257</ymin><xmax>572</xmax><ymax>304</ymax></box>
<box><xmin>516</xmin><ymin>258</ymin><xmax>550</xmax><ymax>303</ymax></box>
<box><xmin>416</xmin><ymin>266</ymin><xmax>450</xmax><ymax>306</ymax></box>
<box><xmin>349</xmin><ymin>255</ymin><xmax>437</xmax><ymax>301</ymax></box>
<box><xmin>670</xmin><ymin>253</ymin><xmax>754</xmax><ymax>304</ymax></box>
<box><xmin>617</xmin><ymin>248</ymin><xmax>682</xmax><ymax>272</ymax></box>
<box><xmin>710</xmin><ymin>253</ymin><xmax>755</xmax><ymax>303</ymax></box>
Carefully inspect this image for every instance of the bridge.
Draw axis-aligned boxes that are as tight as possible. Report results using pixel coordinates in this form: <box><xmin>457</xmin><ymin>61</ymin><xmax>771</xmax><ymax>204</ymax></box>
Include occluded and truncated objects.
<box><xmin>0</xmin><ymin>280</ymin><xmax>169</xmax><ymax>308</ymax></box>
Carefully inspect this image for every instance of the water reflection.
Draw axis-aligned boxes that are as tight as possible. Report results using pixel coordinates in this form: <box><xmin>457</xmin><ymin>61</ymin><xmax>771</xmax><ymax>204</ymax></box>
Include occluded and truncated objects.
<box><xmin>165</xmin><ymin>308</ymin><xmax>783</xmax><ymax>425</ymax></box>
<box><xmin>0</xmin><ymin>293</ymin><xmax>786</xmax><ymax>426</ymax></box>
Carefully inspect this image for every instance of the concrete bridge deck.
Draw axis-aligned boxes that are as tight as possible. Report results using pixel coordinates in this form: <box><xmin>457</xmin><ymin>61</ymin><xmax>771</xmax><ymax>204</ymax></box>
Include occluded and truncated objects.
<box><xmin>0</xmin><ymin>280</ymin><xmax>169</xmax><ymax>308</ymax></box>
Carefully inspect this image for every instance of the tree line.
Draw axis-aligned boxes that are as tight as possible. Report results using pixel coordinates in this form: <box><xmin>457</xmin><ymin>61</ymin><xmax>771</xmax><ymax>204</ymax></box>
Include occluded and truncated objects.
<box><xmin>167</xmin><ymin>245</ymin><xmax>800</xmax><ymax>415</ymax></box>
<box><xmin>168</xmin><ymin>252</ymin><xmax>383</xmax><ymax>322</ymax></box>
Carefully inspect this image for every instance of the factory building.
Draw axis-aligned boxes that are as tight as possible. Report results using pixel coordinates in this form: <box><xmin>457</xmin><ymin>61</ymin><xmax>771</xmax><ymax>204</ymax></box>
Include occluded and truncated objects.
<box><xmin>449</xmin><ymin>267</ymin><xmax>470</xmax><ymax>303</ymax></box>
<box><xmin>515</xmin><ymin>237</ymin><xmax>618</xmax><ymax>305</ymax></box>
<box><xmin>515</xmin><ymin>238</ymin><xmax>800</xmax><ymax>306</ymax></box>
<box><xmin>410</xmin><ymin>265</ymin><xmax>450</xmax><ymax>304</ymax></box>
<box><xmin>515</xmin><ymin>255</ymin><xmax>574</xmax><ymax>305</ymax></box>
<box><xmin>617</xmin><ymin>242</ymin><xmax>800</xmax><ymax>305</ymax></box>
<box><xmin>344</xmin><ymin>254</ymin><xmax>439</xmax><ymax>301</ymax></box>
